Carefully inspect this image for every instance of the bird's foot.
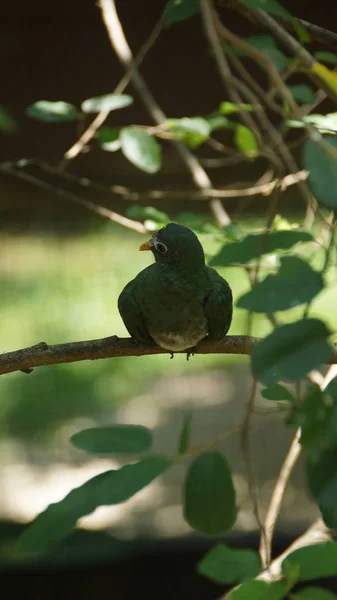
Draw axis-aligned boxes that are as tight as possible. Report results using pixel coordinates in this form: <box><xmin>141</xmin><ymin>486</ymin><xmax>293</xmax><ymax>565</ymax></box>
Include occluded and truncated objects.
<box><xmin>186</xmin><ymin>346</ymin><xmax>198</xmax><ymax>361</ymax></box>
<box><xmin>170</xmin><ymin>352</ymin><xmax>174</xmax><ymax>359</ymax></box>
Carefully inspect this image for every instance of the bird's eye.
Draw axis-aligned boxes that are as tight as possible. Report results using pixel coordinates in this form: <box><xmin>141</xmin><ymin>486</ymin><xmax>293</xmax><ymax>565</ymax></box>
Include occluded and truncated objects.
<box><xmin>154</xmin><ymin>240</ymin><xmax>168</xmax><ymax>254</ymax></box>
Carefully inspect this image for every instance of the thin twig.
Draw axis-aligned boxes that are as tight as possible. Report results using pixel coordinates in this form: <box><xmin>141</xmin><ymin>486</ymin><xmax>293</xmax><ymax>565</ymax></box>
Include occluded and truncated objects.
<box><xmin>0</xmin><ymin>164</ymin><xmax>146</xmax><ymax>234</ymax></box>
<box><xmin>64</xmin><ymin>13</ymin><xmax>165</xmax><ymax>161</ymax></box>
<box><xmin>98</xmin><ymin>0</ymin><xmax>230</xmax><ymax>226</ymax></box>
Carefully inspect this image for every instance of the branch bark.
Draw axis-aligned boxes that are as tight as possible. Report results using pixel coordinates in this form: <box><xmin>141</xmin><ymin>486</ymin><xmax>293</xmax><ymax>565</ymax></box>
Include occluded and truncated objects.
<box><xmin>2</xmin><ymin>335</ymin><xmax>337</xmax><ymax>377</ymax></box>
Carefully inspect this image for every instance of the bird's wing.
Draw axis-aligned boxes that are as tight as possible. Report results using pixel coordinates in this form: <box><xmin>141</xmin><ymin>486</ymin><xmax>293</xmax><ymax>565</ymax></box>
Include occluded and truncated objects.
<box><xmin>118</xmin><ymin>279</ymin><xmax>153</xmax><ymax>343</ymax></box>
<box><xmin>204</xmin><ymin>267</ymin><xmax>233</xmax><ymax>340</ymax></box>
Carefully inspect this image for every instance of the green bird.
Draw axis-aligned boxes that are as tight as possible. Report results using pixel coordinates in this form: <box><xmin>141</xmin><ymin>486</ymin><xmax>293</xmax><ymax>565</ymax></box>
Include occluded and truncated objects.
<box><xmin>118</xmin><ymin>223</ymin><xmax>232</xmax><ymax>352</ymax></box>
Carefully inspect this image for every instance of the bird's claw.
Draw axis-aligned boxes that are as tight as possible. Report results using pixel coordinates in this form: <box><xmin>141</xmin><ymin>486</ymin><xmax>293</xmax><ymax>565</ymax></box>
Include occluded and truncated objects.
<box><xmin>170</xmin><ymin>352</ymin><xmax>174</xmax><ymax>359</ymax></box>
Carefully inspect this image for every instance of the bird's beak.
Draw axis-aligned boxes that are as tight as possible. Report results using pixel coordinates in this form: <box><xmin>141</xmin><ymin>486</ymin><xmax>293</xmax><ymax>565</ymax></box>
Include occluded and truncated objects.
<box><xmin>139</xmin><ymin>238</ymin><xmax>153</xmax><ymax>251</ymax></box>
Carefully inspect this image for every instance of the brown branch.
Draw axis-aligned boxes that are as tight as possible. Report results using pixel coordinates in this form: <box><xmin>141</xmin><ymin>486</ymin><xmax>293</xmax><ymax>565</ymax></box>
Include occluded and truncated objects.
<box><xmin>98</xmin><ymin>0</ymin><xmax>230</xmax><ymax>227</ymax></box>
<box><xmin>2</xmin><ymin>335</ymin><xmax>337</xmax><ymax>377</ymax></box>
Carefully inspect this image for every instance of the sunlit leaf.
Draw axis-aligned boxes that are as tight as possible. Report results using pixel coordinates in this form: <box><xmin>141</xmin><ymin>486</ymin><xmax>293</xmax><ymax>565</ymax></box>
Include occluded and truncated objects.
<box><xmin>312</xmin><ymin>62</ymin><xmax>337</xmax><ymax>95</ymax></box>
<box><xmin>261</xmin><ymin>383</ymin><xmax>294</xmax><ymax>402</ymax></box>
<box><xmin>167</xmin><ymin>117</ymin><xmax>211</xmax><ymax>147</ymax></box>
<box><xmin>98</xmin><ymin>126</ymin><xmax>121</xmax><ymax>151</ymax></box>
<box><xmin>163</xmin><ymin>0</ymin><xmax>200</xmax><ymax>25</ymax></box>
<box><xmin>207</xmin><ymin>114</ymin><xmax>229</xmax><ymax>131</ymax></box>
<box><xmin>209</xmin><ymin>230</ymin><xmax>313</xmax><ymax>267</ymax></box>
<box><xmin>126</xmin><ymin>205</ymin><xmax>169</xmax><ymax>224</ymax></box>
<box><xmin>120</xmin><ymin>127</ymin><xmax>162</xmax><ymax>173</ymax></box>
<box><xmin>304</xmin><ymin>135</ymin><xmax>337</xmax><ymax>210</ymax></box>
<box><xmin>237</xmin><ymin>256</ymin><xmax>324</xmax><ymax>313</ymax></box>
<box><xmin>251</xmin><ymin>318</ymin><xmax>332</xmax><ymax>385</ymax></box>
<box><xmin>282</xmin><ymin>542</ymin><xmax>337</xmax><ymax>581</ymax></box>
<box><xmin>26</xmin><ymin>101</ymin><xmax>78</xmax><ymax>122</ymax></box>
<box><xmin>81</xmin><ymin>94</ymin><xmax>133</xmax><ymax>114</ymax></box>
<box><xmin>18</xmin><ymin>456</ymin><xmax>171</xmax><ymax>556</ymax></box>
<box><xmin>219</xmin><ymin>101</ymin><xmax>254</xmax><ymax>115</ymax></box>
<box><xmin>198</xmin><ymin>543</ymin><xmax>261</xmax><ymax>584</ymax></box>
<box><xmin>184</xmin><ymin>451</ymin><xmax>236</xmax><ymax>535</ymax></box>
<box><xmin>230</xmin><ymin>579</ymin><xmax>288</xmax><ymax>600</ymax></box>
<box><xmin>71</xmin><ymin>425</ymin><xmax>153</xmax><ymax>455</ymax></box>
<box><xmin>234</xmin><ymin>124</ymin><xmax>259</xmax><ymax>157</ymax></box>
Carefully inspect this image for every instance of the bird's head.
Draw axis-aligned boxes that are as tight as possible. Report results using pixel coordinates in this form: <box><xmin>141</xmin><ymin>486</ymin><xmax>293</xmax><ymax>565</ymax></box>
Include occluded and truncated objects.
<box><xmin>139</xmin><ymin>223</ymin><xmax>205</xmax><ymax>268</ymax></box>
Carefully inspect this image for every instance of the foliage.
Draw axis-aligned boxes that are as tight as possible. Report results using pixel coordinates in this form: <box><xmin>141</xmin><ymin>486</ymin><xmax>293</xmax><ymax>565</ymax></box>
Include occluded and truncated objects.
<box><xmin>4</xmin><ymin>0</ymin><xmax>337</xmax><ymax>597</ymax></box>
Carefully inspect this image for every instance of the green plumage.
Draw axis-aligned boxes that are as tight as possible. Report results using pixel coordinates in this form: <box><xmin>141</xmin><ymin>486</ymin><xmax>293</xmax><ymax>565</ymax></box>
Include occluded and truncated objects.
<box><xmin>118</xmin><ymin>223</ymin><xmax>232</xmax><ymax>351</ymax></box>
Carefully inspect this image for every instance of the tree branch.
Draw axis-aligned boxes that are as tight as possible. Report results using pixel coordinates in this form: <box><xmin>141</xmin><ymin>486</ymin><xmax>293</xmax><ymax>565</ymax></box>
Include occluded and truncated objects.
<box><xmin>1</xmin><ymin>336</ymin><xmax>337</xmax><ymax>377</ymax></box>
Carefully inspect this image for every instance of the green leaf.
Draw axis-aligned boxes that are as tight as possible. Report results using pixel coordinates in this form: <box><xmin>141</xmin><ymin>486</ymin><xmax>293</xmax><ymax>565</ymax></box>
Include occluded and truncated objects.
<box><xmin>237</xmin><ymin>256</ymin><xmax>324</xmax><ymax>313</ymax></box>
<box><xmin>282</xmin><ymin>542</ymin><xmax>337</xmax><ymax>581</ymax></box>
<box><xmin>239</xmin><ymin>0</ymin><xmax>292</xmax><ymax>20</ymax></box>
<box><xmin>71</xmin><ymin>425</ymin><xmax>153</xmax><ymax>455</ymax></box>
<box><xmin>209</xmin><ymin>230</ymin><xmax>313</xmax><ymax>267</ymax></box>
<box><xmin>219</xmin><ymin>101</ymin><xmax>254</xmax><ymax>114</ymax></box>
<box><xmin>288</xmin><ymin>85</ymin><xmax>316</xmax><ymax>104</ymax></box>
<box><xmin>163</xmin><ymin>0</ymin><xmax>200</xmax><ymax>25</ymax></box>
<box><xmin>81</xmin><ymin>94</ymin><xmax>133</xmax><ymax>114</ymax></box>
<box><xmin>238</xmin><ymin>35</ymin><xmax>287</xmax><ymax>72</ymax></box>
<box><xmin>314</xmin><ymin>51</ymin><xmax>337</xmax><ymax>65</ymax></box>
<box><xmin>198</xmin><ymin>543</ymin><xmax>261</xmax><ymax>584</ymax></box>
<box><xmin>303</xmin><ymin>135</ymin><xmax>337</xmax><ymax>210</ymax></box>
<box><xmin>167</xmin><ymin>117</ymin><xmax>211</xmax><ymax>147</ymax></box>
<box><xmin>251</xmin><ymin>318</ymin><xmax>332</xmax><ymax>385</ymax></box>
<box><xmin>98</xmin><ymin>126</ymin><xmax>121</xmax><ymax>151</ymax></box>
<box><xmin>230</xmin><ymin>579</ymin><xmax>288</xmax><ymax>600</ymax></box>
<box><xmin>126</xmin><ymin>205</ymin><xmax>169</xmax><ymax>224</ymax></box>
<box><xmin>287</xmin><ymin>384</ymin><xmax>337</xmax><ymax>457</ymax></box>
<box><xmin>120</xmin><ymin>127</ymin><xmax>162</xmax><ymax>174</ymax></box>
<box><xmin>17</xmin><ymin>455</ymin><xmax>171</xmax><ymax>556</ymax></box>
<box><xmin>307</xmin><ymin>446</ymin><xmax>337</xmax><ymax>532</ymax></box>
<box><xmin>26</xmin><ymin>101</ymin><xmax>78</xmax><ymax>122</ymax></box>
<box><xmin>0</xmin><ymin>105</ymin><xmax>18</xmax><ymax>133</ymax></box>
<box><xmin>207</xmin><ymin>114</ymin><xmax>229</xmax><ymax>131</ymax></box>
<box><xmin>234</xmin><ymin>124</ymin><xmax>259</xmax><ymax>157</ymax></box>
<box><xmin>183</xmin><ymin>451</ymin><xmax>236</xmax><ymax>536</ymax></box>
<box><xmin>261</xmin><ymin>383</ymin><xmax>294</xmax><ymax>402</ymax></box>
<box><xmin>178</xmin><ymin>413</ymin><xmax>192</xmax><ymax>455</ymax></box>
<box><xmin>288</xmin><ymin>113</ymin><xmax>337</xmax><ymax>133</ymax></box>
<box><xmin>291</xmin><ymin>588</ymin><xmax>337</xmax><ymax>600</ymax></box>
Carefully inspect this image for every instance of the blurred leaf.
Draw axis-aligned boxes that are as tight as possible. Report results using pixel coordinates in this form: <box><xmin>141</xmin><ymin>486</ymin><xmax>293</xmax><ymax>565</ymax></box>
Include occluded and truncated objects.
<box><xmin>26</xmin><ymin>101</ymin><xmax>78</xmax><ymax>122</ymax></box>
<box><xmin>209</xmin><ymin>230</ymin><xmax>313</xmax><ymax>267</ymax></box>
<box><xmin>176</xmin><ymin>212</ymin><xmax>219</xmax><ymax>233</ymax></box>
<box><xmin>98</xmin><ymin>126</ymin><xmax>121</xmax><ymax>151</ymax></box>
<box><xmin>120</xmin><ymin>127</ymin><xmax>162</xmax><ymax>174</ymax></box>
<box><xmin>314</xmin><ymin>51</ymin><xmax>337</xmax><ymax>65</ymax></box>
<box><xmin>167</xmin><ymin>117</ymin><xmax>211</xmax><ymax>147</ymax></box>
<box><xmin>288</xmin><ymin>85</ymin><xmax>316</xmax><ymax>104</ymax></box>
<box><xmin>126</xmin><ymin>205</ymin><xmax>169</xmax><ymax>224</ymax></box>
<box><xmin>282</xmin><ymin>542</ymin><xmax>337</xmax><ymax>581</ymax></box>
<box><xmin>219</xmin><ymin>101</ymin><xmax>254</xmax><ymax>114</ymax></box>
<box><xmin>183</xmin><ymin>451</ymin><xmax>236</xmax><ymax>535</ymax></box>
<box><xmin>18</xmin><ymin>455</ymin><xmax>171</xmax><ymax>556</ymax></box>
<box><xmin>234</xmin><ymin>124</ymin><xmax>259</xmax><ymax>157</ymax></box>
<box><xmin>307</xmin><ymin>446</ymin><xmax>337</xmax><ymax>532</ymax></box>
<box><xmin>81</xmin><ymin>94</ymin><xmax>133</xmax><ymax>114</ymax></box>
<box><xmin>198</xmin><ymin>543</ymin><xmax>261</xmax><ymax>584</ymax></box>
<box><xmin>312</xmin><ymin>62</ymin><xmax>337</xmax><ymax>95</ymax></box>
<box><xmin>163</xmin><ymin>0</ymin><xmax>200</xmax><ymax>25</ymax></box>
<box><xmin>251</xmin><ymin>318</ymin><xmax>332</xmax><ymax>385</ymax></box>
<box><xmin>178</xmin><ymin>413</ymin><xmax>192</xmax><ymax>455</ymax></box>
<box><xmin>288</xmin><ymin>113</ymin><xmax>337</xmax><ymax>132</ymax></box>
<box><xmin>291</xmin><ymin>589</ymin><xmax>337</xmax><ymax>600</ymax></box>
<box><xmin>71</xmin><ymin>425</ymin><xmax>153</xmax><ymax>455</ymax></box>
<box><xmin>304</xmin><ymin>135</ymin><xmax>337</xmax><ymax>210</ymax></box>
<box><xmin>238</xmin><ymin>35</ymin><xmax>287</xmax><ymax>72</ymax></box>
<box><xmin>237</xmin><ymin>256</ymin><xmax>324</xmax><ymax>313</ymax></box>
<box><xmin>239</xmin><ymin>0</ymin><xmax>292</xmax><ymax>19</ymax></box>
<box><xmin>261</xmin><ymin>383</ymin><xmax>294</xmax><ymax>402</ymax></box>
<box><xmin>0</xmin><ymin>105</ymin><xmax>18</xmax><ymax>133</ymax></box>
<box><xmin>207</xmin><ymin>114</ymin><xmax>229</xmax><ymax>131</ymax></box>
<box><xmin>230</xmin><ymin>579</ymin><xmax>288</xmax><ymax>600</ymax></box>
